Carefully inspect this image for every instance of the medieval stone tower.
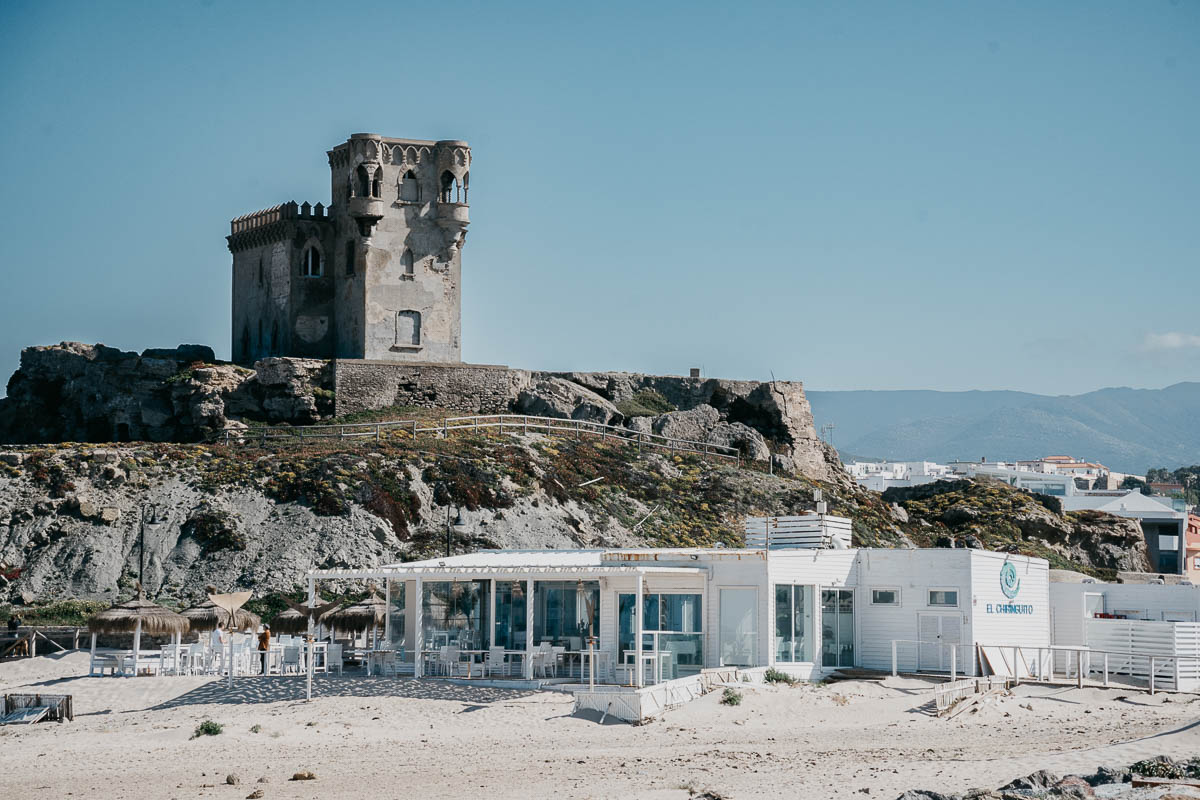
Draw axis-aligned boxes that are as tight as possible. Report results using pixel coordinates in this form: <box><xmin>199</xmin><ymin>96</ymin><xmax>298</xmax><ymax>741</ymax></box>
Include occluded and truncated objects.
<box><xmin>228</xmin><ymin>133</ymin><xmax>470</xmax><ymax>364</ymax></box>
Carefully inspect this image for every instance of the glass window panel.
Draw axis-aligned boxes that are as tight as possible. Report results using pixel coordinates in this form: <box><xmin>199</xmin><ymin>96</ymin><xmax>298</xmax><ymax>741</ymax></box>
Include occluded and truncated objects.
<box><xmin>775</xmin><ymin>585</ymin><xmax>793</xmax><ymax>662</ymax></box>
<box><xmin>422</xmin><ymin>580</ymin><xmax>489</xmax><ymax>650</ymax></box>
<box><xmin>928</xmin><ymin>590</ymin><xmax>958</xmax><ymax>607</ymax></box>
<box><xmin>872</xmin><ymin>589</ymin><xmax>898</xmax><ymax>605</ymax></box>
<box><xmin>494</xmin><ymin>581</ymin><xmax>526</xmax><ymax>650</ymax></box>
<box><xmin>533</xmin><ymin>581</ymin><xmax>598</xmax><ymax>647</ymax></box>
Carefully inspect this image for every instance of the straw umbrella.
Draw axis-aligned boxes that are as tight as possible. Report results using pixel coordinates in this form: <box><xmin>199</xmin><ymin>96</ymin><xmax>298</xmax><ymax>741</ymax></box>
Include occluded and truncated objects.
<box><xmin>87</xmin><ymin>585</ymin><xmax>189</xmax><ymax>676</ymax></box>
<box><xmin>181</xmin><ymin>586</ymin><xmax>261</xmax><ymax>635</ymax></box>
<box><xmin>323</xmin><ymin>589</ymin><xmax>387</xmax><ymax>649</ymax></box>
<box><xmin>273</xmin><ymin>594</ymin><xmax>336</xmax><ymax>635</ymax></box>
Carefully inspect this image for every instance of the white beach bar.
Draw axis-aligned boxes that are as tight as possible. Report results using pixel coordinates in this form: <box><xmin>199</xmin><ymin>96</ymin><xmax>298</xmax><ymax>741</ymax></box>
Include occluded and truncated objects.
<box><xmin>308</xmin><ymin>525</ymin><xmax>1051</xmax><ymax>686</ymax></box>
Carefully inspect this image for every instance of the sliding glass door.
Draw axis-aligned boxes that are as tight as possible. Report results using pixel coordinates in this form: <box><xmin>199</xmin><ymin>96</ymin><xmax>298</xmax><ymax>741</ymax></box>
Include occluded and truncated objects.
<box><xmin>719</xmin><ymin>588</ymin><xmax>759</xmax><ymax>667</ymax></box>
<box><xmin>820</xmin><ymin>589</ymin><xmax>854</xmax><ymax>668</ymax></box>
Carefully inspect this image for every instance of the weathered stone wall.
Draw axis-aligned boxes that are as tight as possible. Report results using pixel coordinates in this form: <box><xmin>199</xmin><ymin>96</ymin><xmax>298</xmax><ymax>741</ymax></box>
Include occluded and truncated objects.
<box><xmin>332</xmin><ymin>360</ymin><xmax>531</xmax><ymax>415</ymax></box>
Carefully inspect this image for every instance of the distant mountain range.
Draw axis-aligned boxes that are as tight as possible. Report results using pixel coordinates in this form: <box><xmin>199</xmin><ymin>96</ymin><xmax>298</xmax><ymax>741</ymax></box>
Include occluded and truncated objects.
<box><xmin>806</xmin><ymin>382</ymin><xmax>1200</xmax><ymax>476</ymax></box>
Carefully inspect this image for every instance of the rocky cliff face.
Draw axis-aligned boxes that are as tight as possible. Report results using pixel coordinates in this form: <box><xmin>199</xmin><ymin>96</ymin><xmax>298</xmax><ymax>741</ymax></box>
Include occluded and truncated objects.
<box><xmin>882</xmin><ymin>479</ymin><xmax>1149</xmax><ymax>575</ymax></box>
<box><xmin>0</xmin><ymin>435</ymin><xmax>850</xmax><ymax>606</ymax></box>
<box><xmin>0</xmin><ymin>343</ymin><xmax>331</xmax><ymax>444</ymax></box>
<box><xmin>0</xmin><ymin>343</ymin><xmax>840</xmax><ymax>483</ymax></box>
<box><xmin>0</xmin><ymin>435</ymin><xmax>1147</xmax><ymax>607</ymax></box>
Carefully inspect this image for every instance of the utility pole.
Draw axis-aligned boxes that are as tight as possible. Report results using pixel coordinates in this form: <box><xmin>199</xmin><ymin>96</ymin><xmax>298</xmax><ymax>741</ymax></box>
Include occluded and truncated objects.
<box><xmin>138</xmin><ymin>504</ymin><xmax>162</xmax><ymax>588</ymax></box>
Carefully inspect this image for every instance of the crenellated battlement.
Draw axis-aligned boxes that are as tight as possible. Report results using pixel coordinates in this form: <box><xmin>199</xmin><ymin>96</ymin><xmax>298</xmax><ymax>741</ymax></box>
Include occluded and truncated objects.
<box><xmin>227</xmin><ymin>201</ymin><xmax>330</xmax><ymax>252</ymax></box>
<box><xmin>229</xmin><ymin>201</ymin><xmax>328</xmax><ymax>234</ymax></box>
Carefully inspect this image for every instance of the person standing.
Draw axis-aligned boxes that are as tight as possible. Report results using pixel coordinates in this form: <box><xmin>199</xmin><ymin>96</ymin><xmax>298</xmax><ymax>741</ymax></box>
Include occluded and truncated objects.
<box><xmin>210</xmin><ymin>620</ymin><xmax>228</xmax><ymax>674</ymax></box>
<box><xmin>257</xmin><ymin>624</ymin><xmax>271</xmax><ymax>675</ymax></box>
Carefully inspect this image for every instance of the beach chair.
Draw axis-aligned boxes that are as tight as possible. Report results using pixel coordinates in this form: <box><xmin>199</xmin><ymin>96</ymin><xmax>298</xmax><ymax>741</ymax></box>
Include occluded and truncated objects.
<box><xmin>485</xmin><ymin>646</ymin><xmax>509</xmax><ymax>677</ymax></box>
<box><xmin>437</xmin><ymin>646</ymin><xmax>460</xmax><ymax>677</ymax></box>
<box><xmin>327</xmin><ymin>643</ymin><xmax>343</xmax><ymax>676</ymax></box>
<box><xmin>282</xmin><ymin>646</ymin><xmax>301</xmax><ymax>675</ymax></box>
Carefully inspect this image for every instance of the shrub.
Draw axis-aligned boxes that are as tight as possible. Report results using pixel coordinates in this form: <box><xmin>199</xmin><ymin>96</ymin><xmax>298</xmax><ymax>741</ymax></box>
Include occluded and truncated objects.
<box><xmin>616</xmin><ymin>389</ymin><xmax>675</xmax><ymax>418</ymax></box>
<box><xmin>763</xmin><ymin>667</ymin><xmax>797</xmax><ymax>686</ymax></box>
<box><xmin>1</xmin><ymin>599</ymin><xmax>109</xmax><ymax>626</ymax></box>
<box><xmin>1129</xmin><ymin>759</ymin><xmax>1185</xmax><ymax>779</ymax></box>
<box><xmin>183</xmin><ymin>509</ymin><xmax>246</xmax><ymax>552</ymax></box>
<box><xmin>720</xmin><ymin>687</ymin><xmax>743</xmax><ymax>706</ymax></box>
<box><xmin>192</xmin><ymin>720</ymin><xmax>223</xmax><ymax>738</ymax></box>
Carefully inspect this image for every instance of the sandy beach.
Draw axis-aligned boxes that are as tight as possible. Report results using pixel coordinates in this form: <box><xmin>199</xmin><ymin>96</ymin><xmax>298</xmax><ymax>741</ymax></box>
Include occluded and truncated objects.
<box><xmin>0</xmin><ymin>652</ymin><xmax>1197</xmax><ymax>799</ymax></box>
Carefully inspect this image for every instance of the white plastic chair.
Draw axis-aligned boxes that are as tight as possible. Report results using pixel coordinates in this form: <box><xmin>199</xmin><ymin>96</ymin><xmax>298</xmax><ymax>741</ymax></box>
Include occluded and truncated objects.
<box><xmin>327</xmin><ymin>643</ymin><xmax>343</xmax><ymax>675</ymax></box>
<box><xmin>282</xmin><ymin>646</ymin><xmax>301</xmax><ymax>675</ymax></box>
<box><xmin>485</xmin><ymin>646</ymin><xmax>508</xmax><ymax>677</ymax></box>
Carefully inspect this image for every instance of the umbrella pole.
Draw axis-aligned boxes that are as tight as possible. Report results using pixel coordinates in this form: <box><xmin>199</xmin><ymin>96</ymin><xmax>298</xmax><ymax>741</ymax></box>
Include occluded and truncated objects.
<box><xmin>132</xmin><ymin>618</ymin><xmax>142</xmax><ymax>678</ymax></box>
<box><xmin>227</xmin><ymin>632</ymin><xmax>233</xmax><ymax>689</ymax></box>
<box><xmin>306</xmin><ymin>575</ymin><xmax>315</xmax><ymax>702</ymax></box>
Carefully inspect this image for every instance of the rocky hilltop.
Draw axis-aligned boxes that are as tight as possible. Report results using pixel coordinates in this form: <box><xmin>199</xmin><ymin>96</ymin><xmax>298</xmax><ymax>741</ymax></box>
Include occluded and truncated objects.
<box><xmin>0</xmin><ymin>342</ymin><xmax>835</xmax><ymax>481</ymax></box>
<box><xmin>0</xmin><ymin>429</ymin><xmax>1148</xmax><ymax>608</ymax></box>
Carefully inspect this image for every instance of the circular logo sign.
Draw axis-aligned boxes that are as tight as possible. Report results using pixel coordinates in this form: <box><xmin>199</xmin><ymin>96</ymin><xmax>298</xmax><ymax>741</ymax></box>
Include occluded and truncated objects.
<box><xmin>1000</xmin><ymin>561</ymin><xmax>1021</xmax><ymax>599</ymax></box>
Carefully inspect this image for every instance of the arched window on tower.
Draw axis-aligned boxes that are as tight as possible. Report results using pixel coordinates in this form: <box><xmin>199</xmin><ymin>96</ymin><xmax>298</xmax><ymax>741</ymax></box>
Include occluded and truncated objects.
<box><xmin>345</xmin><ymin>240</ymin><xmax>356</xmax><ymax>277</ymax></box>
<box><xmin>271</xmin><ymin>320</ymin><xmax>279</xmax><ymax>353</ymax></box>
<box><xmin>462</xmin><ymin>171</ymin><xmax>469</xmax><ymax>204</ymax></box>
<box><xmin>257</xmin><ymin>256</ymin><xmax>263</xmax><ymax>286</ymax></box>
<box><xmin>301</xmin><ymin>246</ymin><xmax>322</xmax><ymax>277</ymax></box>
<box><xmin>396</xmin><ymin>310</ymin><xmax>421</xmax><ymax>347</ymax></box>
<box><xmin>401</xmin><ymin>248</ymin><xmax>414</xmax><ymax>278</ymax></box>
<box><xmin>356</xmin><ymin>165</ymin><xmax>370</xmax><ymax>199</ymax></box>
<box><xmin>372</xmin><ymin>167</ymin><xmax>383</xmax><ymax>198</ymax></box>
<box><xmin>400</xmin><ymin>170</ymin><xmax>420</xmax><ymax>202</ymax></box>
<box><xmin>240</xmin><ymin>325</ymin><xmax>250</xmax><ymax>362</ymax></box>
<box><xmin>440</xmin><ymin>171</ymin><xmax>460</xmax><ymax>203</ymax></box>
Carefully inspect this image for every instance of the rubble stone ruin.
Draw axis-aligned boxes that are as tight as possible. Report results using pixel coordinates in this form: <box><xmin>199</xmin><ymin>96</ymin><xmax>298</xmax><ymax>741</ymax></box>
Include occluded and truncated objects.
<box><xmin>228</xmin><ymin>134</ymin><xmax>470</xmax><ymax>364</ymax></box>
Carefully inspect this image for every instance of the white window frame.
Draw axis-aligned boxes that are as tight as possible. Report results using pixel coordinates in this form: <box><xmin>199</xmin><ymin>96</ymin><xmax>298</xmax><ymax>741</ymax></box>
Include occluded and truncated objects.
<box><xmin>927</xmin><ymin>587</ymin><xmax>959</xmax><ymax>608</ymax></box>
<box><xmin>870</xmin><ymin>587</ymin><xmax>901</xmax><ymax>606</ymax></box>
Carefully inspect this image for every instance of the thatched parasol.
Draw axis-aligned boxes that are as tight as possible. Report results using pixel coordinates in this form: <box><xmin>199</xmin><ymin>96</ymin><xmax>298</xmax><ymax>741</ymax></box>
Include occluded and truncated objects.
<box><xmin>87</xmin><ymin>589</ymin><xmax>190</xmax><ymax>637</ymax></box>
<box><xmin>275</xmin><ymin>595</ymin><xmax>340</xmax><ymax>635</ymax></box>
<box><xmin>323</xmin><ymin>590</ymin><xmax>387</xmax><ymax>634</ymax></box>
<box><xmin>87</xmin><ymin>585</ymin><xmax>189</xmax><ymax>676</ymax></box>
<box><xmin>181</xmin><ymin>589</ymin><xmax>261</xmax><ymax>633</ymax></box>
<box><xmin>271</xmin><ymin>593</ymin><xmax>333</xmax><ymax>635</ymax></box>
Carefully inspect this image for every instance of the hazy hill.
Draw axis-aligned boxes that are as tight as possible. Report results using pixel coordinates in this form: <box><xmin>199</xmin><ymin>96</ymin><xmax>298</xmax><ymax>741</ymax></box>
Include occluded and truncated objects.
<box><xmin>808</xmin><ymin>382</ymin><xmax>1200</xmax><ymax>474</ymax></box>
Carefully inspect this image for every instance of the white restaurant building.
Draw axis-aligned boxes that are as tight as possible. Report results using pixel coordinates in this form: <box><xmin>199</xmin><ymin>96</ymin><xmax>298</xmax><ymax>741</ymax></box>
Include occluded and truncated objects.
<box><xmin>309</xmin><ymin>521</ymin><xmax>1051</xmax><ymax>683</ymax></box>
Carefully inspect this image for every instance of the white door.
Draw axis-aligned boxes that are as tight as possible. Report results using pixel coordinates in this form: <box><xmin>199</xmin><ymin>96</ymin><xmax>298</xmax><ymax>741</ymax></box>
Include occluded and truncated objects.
<box><xmin>719</xmin><ymin>589</ymin><xmax>758</xmax><ymax>667</ymax></box>
<box><xmin>918</xmin><ymin>613</ymin><xmax>962</xmax><ymax>672</ymax></box>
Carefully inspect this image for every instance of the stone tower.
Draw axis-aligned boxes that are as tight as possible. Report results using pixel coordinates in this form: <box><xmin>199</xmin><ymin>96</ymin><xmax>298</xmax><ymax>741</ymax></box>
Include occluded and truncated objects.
<box><xmin>228</xmin><ymin>133</ymin><xmax>470</xmax><ymax>364</ymax></box>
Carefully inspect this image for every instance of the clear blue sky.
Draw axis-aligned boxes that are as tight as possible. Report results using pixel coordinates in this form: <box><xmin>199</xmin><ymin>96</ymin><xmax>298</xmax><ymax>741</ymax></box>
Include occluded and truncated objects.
<box><xmin>1</xmin><ymin>0</ymin><xmax>1197</xmax><ymax>395</ymax></box>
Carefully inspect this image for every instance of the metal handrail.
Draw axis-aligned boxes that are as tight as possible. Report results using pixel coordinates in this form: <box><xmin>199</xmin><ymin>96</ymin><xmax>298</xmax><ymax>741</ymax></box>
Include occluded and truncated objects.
<box><xmin>889</xmin><ymin>639</ymin><xmax>1200</xmax><ymax>695</ymax></box>
<box><xmin>217</xmin><ymin>413</ymin><xmax>741</xmax><ymax>464</ymax></box>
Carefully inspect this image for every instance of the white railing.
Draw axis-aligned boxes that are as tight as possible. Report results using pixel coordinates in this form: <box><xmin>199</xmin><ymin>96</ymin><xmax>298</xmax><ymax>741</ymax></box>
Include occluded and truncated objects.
<box><xmin>932</xmin><ymin>676</ymin><xmax>1010</xmax><ymax>716</ymax></box>
<box><xmin>889</xmin><ymin>639</ymin><xmax>973</xmax><ymax>680</ymax></box>
<box><xmin>892</xmin><ymin>640</ymin><xmax>1200</xmax><ymax>695</ymax></box>
<box><xmin>744</xmin><ymin>515</ymin><xmax>853</xmax><ymax>549</ymax></box>
<box><xmin>217</xmin><ymin>413</ymin><xmax>741</xmax><ymax>464</ymax></box>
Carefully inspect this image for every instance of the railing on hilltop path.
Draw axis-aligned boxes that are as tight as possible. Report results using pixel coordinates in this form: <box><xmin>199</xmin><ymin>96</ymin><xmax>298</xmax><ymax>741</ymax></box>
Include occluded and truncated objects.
<box><xmin>215</xmin><ymin>413</ymin><xmax>742</xmax><ymax>465</ymax></box>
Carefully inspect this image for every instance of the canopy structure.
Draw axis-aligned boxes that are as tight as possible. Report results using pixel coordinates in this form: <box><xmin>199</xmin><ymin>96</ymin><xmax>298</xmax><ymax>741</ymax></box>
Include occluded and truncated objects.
<box><xmin>87</xmin><ymin>586</ymin><xmax>189</xmax><ymax>676</ymax></box>
<box><xmin>180</xmin><ymin>587</ymin><xmax>260</xmax><ymax>632</ymax></box>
